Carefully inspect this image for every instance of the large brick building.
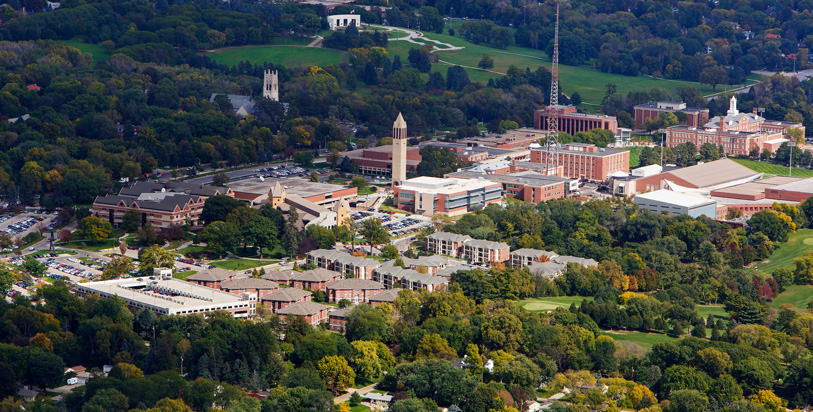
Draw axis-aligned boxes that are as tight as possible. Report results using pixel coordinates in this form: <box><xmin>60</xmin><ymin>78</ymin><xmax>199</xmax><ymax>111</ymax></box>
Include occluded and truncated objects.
<box><xmin>92</xmin><ymin>181</ymin><xmax>231</xmax><ymax>229</ymax></box>
<box><xmin>425</xmin><ymin>232</ymin><xmax>472</xmax><ymax>258</ymax></box>
<box><xmin>633</xmin><ymin>101</ymin><xmax>709</xmax><ymax>128</ymax></box>
<box><xmin>393</xmin><ymin>176</ymin><xmax>502</xmax><ymax>216</ymax></box>
<box><xmin>186</xmin><ymin>268</ymin><xmax>239</xmax><ymax>289</ymax></box>
<box><xmin>664</xmin><ymin>96</ymin><xmax>804</xmax><ymax>157</ymax></box>
<box><xmin>447</xmin><ymin>170</ymin><xmax>575</xmax><ymax>202</ymax></box>
<box><xmin>462</xmin><ymin>239</ymin><xmax>510</xmax><ymax>264</ymax></box>
<box><xmin>219</xmin><ymin>278</ymin><xmax>279</xmax><ymax>298</ymax></box>
<box><xmin>534</xmin><ymin>105</ymin><xmax>618</xmax><ymax>136</ymax></box>
<box><xmin>260</xmin><ymin>288</ymin><xmax>312</xmax><ymax>312</ymax></box>
<box><xmin>276</xmin><ymin>301</ymin><xmax>331</xmax><ymax>326</ymax></box>
<box><xmin>530</xmin><ymin>143</ymin><xmax>630</xmax><ymax>181</ymax></box>
<box><xmin>344</xmin><ymin>145</ymin><xmax>422</xmax><ymax>177</ymax></box>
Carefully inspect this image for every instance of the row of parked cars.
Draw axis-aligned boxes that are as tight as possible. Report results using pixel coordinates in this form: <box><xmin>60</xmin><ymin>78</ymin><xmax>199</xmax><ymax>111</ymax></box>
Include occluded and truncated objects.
<box><xmin>351</xmin><ymin>211</ymin><xmax>373</xmax><ymax>221</ymax></box>
<box><xmin>175</xmin><ymin>257</ymin><xmax>214</xmax><ymax>269</ymax></box>
<box><xmin>2</xmin><ymin>215</ymin><xmax>48</xmax><ymax>237</ymax></box>
<box><xmin>49</xmin><ymin>258</ymin><xmax>97</xmax><ymax>280</ymax></box>
<box><xmin>385</xmin><ymin>218</ymin><xmax>426</xmax><ymax>237</ymax></box>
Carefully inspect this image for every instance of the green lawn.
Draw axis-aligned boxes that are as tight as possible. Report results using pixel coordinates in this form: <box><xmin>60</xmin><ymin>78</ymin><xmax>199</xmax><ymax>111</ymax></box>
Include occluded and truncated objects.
<box><xmin>177</xmin><ymin>245</ymin><xmax>209</xmax><ymax>256</ymax></box>
<box><xmin>173</xmin><ymin>270</ymin><xmax>196</xmax><ymax>280</ymax></box>
<box><xmin>61</xmin><ymin>39</ymin><xmax>110</xmax><ymax>64</ymax></box>
<box><xmin>624</xmin><ymin>147</ymin><xmax>645</xmax><ymax>168</ymax></box>
<box><xmin>209</xmin><ymin>258</ymin><xmax>278</xmax><ymax>271</ymax></box>
<box><xmin>752</xmin><ymin>229</ymin><xmax>813</xmax><ymax>274</ymax></box>
<box><xmin>769</xmin><ymin>285</ymin><xmax>813</xmax><ymax>310</ymax></box>
<box><xmin>348</xmin><ymin>404</ymin><xmax>371</xmax><ymax>412</ymax></box>
<box><xmin>601</xmin><ymin>331</ymin><xmax>676</xmax><ymax>350</ymax></box>
<box><xmin>58</xmin><ymin>239</ymin><xmax>118</xmax><ymax>252</ymax></box>
<box><xmin>697</xmin><ymin>305</ymin><xmax>728</xmax><ymax>320</ymax></box>
<box><xmin>731</xmin><ymin>158</ymin><xmax>813</xmax><ymax>178</ymax></box>
<box><xmin>393</xmin><ymin>29</ymin><xmax>736</xmax><ymax>104</ymax></box>
<box><xmin>204</xmin><ymin>45</ymin><xmax>346</xmax><ymax>68</ymax></box>
<box><xmin>515</xmin><ymin>296</ymin><xmax>593</xmax><ymax>312</ymax></box>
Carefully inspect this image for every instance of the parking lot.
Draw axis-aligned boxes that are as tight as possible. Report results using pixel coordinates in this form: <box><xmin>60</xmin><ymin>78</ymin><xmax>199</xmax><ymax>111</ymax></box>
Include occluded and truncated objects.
<box><xmin>0</xmin><ymin>212</ymin><xmax>58</xmax><ymax>240</ymax></box>
<box><xmin>350</xmin><ymin>209</ymin><xmax>432</xmax><ymax>238</ymax></box>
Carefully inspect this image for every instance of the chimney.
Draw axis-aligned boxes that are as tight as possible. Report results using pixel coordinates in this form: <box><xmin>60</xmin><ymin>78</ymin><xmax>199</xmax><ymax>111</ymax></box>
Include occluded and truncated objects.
<box><xmin>719</xmin><ymin>119</ymin><xmax>725</xmax><ymax>132</ymax></box>
<box><xmin>753</xmin><ymin>107</ymin><xmax>758</xmax><ymax>115</ymax></box>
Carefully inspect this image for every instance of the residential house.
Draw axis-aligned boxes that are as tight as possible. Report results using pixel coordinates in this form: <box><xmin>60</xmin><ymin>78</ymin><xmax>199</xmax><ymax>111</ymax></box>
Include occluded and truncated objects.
<box><xmin>328</xmin><ymin>307</ymin><xmax>353</xmax><ymax>332</ymax></box>
<box><xmin>367</xmin><ymin>288</ymin><xmax>404</xmax><ymax>306</ymax></box>
<box><xmin>260</xmin><ymin>288</ymin><xmax>312</xmax><ymax>312</ymax></box>
<box><xmin>290</xmin><ymin>268</ymin><xmax>343</xmax><ymax>291</ymax></box>
<box><xmin>325</xmin><ymin>278</ymin><xmax>385</xmax><ymax>303</ymax></box>
<box><xmin>276</xmin><ymin>301</ymin><xmax>331</xmax><ymax>326</ymax></box>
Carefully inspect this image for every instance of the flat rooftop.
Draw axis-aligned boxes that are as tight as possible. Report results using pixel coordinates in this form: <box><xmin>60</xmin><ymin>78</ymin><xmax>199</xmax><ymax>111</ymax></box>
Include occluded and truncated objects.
<box><xmin>635</xmin><ymin>190</ymin><xmax>716</xmax><ymax>208</ymax></box>
<box><xmin>227</xmin><ymin>178</ymin><xmax>354</xmax><ymax>197</ymax></box>
<box><xmin>447</xmin><ymin>171</ymin><xmax>572</xmax><ymax>186</ymax></box>
<box><xmin>76</xmin><ymin>278</ymin><xmax>245</xmax><ymax>309</ymax></box>
<box><xmin>711</xmin><ymin>196</ymin><xmax>798</xmax><ymax>206</ymax></box>
<box><xmin>398</xmin><ymin>176</ymin><xmax>499</xmax><ymax>194</ymax></box>
<box><xmin>770</xmin><ymin>177</ymin><xmax>813</xmax><ymax>193</ymax></box>
<box><xmin>711</xmin><ymin>176</ymin><xmax>804</xmax><ymax>198</ymax></box>
<box><xmin>663</xmin><ymin>159</ymin><xmax>762</xmax><ymax>189</ymax></box>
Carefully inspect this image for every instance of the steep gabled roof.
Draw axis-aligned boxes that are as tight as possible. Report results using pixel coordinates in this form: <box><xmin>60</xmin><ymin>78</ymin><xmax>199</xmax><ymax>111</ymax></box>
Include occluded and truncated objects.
<box><xmin>261</xmin><ymin>288</ymin><xmax>312</xmax><ymax>302</ymax></box>
<box><xmin>276</xmin><ymin>301</ymin><xmax>330</xmax><ymax>316</ymax></box>
<box><xmin>186</xmin><ymin>268</ymin><xmax>236</xmax><ymax>282</ymax></box>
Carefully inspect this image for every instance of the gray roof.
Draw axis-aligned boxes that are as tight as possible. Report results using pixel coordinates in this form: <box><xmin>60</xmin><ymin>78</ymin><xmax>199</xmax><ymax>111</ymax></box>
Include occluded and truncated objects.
<box><xmin>427</xmin><ymin>232</ymin><xmax>472</xmax><ymax>242</ymax></box>
<box><xmin>94</xmin><ymin>193</ymin><xmax>200</xmax><ymax>213</ymax></box>
<box><xmin>334</xmin><ymin>253</ymin><xmax>382</xmax><ymax>267</ymax></box>
<box><xmin>329</xmin><ymin>307</ymin><xmax>353</xmax><ymax>318</ymax></box>
<box><xmin>277</xmin><ymin>301</ymin><xmax>331</xmax><ymax>316</ymax></box>
<box><xmin>261</xmin><ymin>287</ymin><xmax>312</xmax><ymax>302</ymax></box>
<box><xmin>262</xmin><ymin>271</ymin><xmax>298</xmax><ymax>282</ymax></box>
<box><xmin>511</xmin><ymin>249</ymin><xmax>557</xmax><ymax>259</ymax></box>
<box><xmin>768</xmin><ymin>177</ymin><xmax>813</xmax><ymax>194</ymax></box>
<box><xmin>552</xmin><ymin>255</ymin><xmax>598</xmax><ymax>267</ymax></box>
<box><xmin>293</xmin><ymin>268</ymin><xmax>342</xmax><ymax>282</ymax></box>
<box><xmin>307</xmin><ymin>249</ymin><xmax>348</xmax><ymax>261</ymax></box>
<box><xmin>326</xmin><ymin>278</ymin><xmax>385</xmax><ymax>290</ymax></box>
<box><xmin>401</xmin><ymin>255</ymin><xmax>451</xmax><ymax>268</ymax></box>
<box><xmin>210</xmin><ymin>93</ymin><xmax>256</xmax><ymax>114</ymax></box>
<box><xmin>436</xmin><ymin>265</ymin><xmax>468</xmax><ymax>278</ymax></box>
<box><xmin>528</xmin><ymin>261</ymin><xmax>566</xmax><ymax>278</ymax></box>
<box><xmin>464</xmin><ymin>239</ymin><xmax>509</xmax><ymax>250</ymax></box>
<box><xmin>119</xmin><ymin>180</ymin><xmax>225</xmax><ymax>198</ymax></box>
<box><xmin>220</xmin><ymin>278</ymin><xmax>279</xmax><ymax>290</ymax></box>
<box><xmin>186</xmin><ymin>268</ymin><xmax>236</xmax><ymax>282</ymax></box>
<box><xmin>368</xmin><ymin>288</ymin><xmax>404</xmax><ymax>302</ymax></box>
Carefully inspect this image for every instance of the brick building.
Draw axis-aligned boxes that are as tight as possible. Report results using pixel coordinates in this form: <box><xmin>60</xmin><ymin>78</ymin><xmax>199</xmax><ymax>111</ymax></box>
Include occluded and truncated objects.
<box><xmin>664</xmin><ymin>96</ymin><xmax>804</xmax><ymax>156</ymax></box>
<box><xmin>426</xmin><ymin>232</ymin><xmax>472</xmax><ymax>258</ymax></box>
<box><xmin>393</xmin><ymin>176</ymin><xmax>502</xmax><ymax>216</ymax></box>
<box><xmin>260</xmin><ymin>288</ymin><xmax>312</xmax><ymax>312</ymax></box>
<box><xmin>306</xmin><ymin>249</ymin><xmax>382</xmax><ymax>279</ymax></box>
<box><xmin>186</xmin><ymin>268</ymin><xmax>239</xmax><ymax>289</ymax></box>
<box><xmin>447</xmin><ymin>170</ymin><xmax>574</xmax><ymax>202</ymax></box>
<box><xmin>372</xmin><ymin>264</ymin><xmax>449</xmax><ymax>292</ymax></box>
<box><xmin>276</xmin><ymin>301</ymin><xmax>331</xmax><ymax>326</ymax></box>
<box><xmin>510</xmin><ymin>248</ymin><xmax>557</xmax><ymax>267</ymax></box>
<box><xmin>219</xmin><ymin>278</ymin><xmax>279</xmax><ymax>298</ymax></box>
<box><xmin>325</xmin><ymin>278</ymin><xmax>385</xmax><ymax>303</ymax></box>
<box><xmin>92</xmin><ymin>181</ymin><xmax>232</xmax><ymax>229</ymax></box>
<box><xmin>289</xmin><ymin>268</ymin><xmax>343</xmax><ymax>291</ymax></box>
<box><xmin>328</xmin><ymin>307</ymin><xmax>352</xmax><ymax>332</ymax></box>
<box><xmin>462</xmin><ymin>239</ymin><xmax>510</xmax><ymax>264</ymax></box>
<box><xmin>530</xmin><ymin>143</ymin><xmax>630</xmax><ymax>181</ymax></box>
<box><xmin>344</xmin><ymin>145</ymin><xmax>422</xmax><ymax>177</ymax></box>
<box><xmin>534</xmin><ymin>105</ymin><xmax>618</xmax><ymax>136</ymax></box>
<box><xmin>633</xmin><ymin>101</ymin><xmax>709</xmax><ymax>128</ymax></box>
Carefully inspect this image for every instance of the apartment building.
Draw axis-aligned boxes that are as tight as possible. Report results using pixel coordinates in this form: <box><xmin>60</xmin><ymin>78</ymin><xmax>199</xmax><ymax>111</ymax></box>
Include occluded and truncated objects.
<box><xmin>510</xmin><ymin>249</ymin><xmax>557</xmax><ymax>267</ymax></box>
<box><xmin>462</xmin><ymin>239</ymin><xmax>510</xmax><ymax>264</ymax></box>
<box><xmin>325</xmin><ymin>278</ymin><xmax>386</xmax><ymax>303</ymax></box>
<box><xmin>276</xmin><ymin>301</ymin><xmax>331</xmax><ymax>326</ymax></box>
<box><xmin>426</xmin><ymin>232</ymin><xmax>472</xmax><ymax>258</ymax></box>
<box><xmin>260</xmin><ymin>288</ymin><xmax>312</xmax><ymax>312</ymax></box>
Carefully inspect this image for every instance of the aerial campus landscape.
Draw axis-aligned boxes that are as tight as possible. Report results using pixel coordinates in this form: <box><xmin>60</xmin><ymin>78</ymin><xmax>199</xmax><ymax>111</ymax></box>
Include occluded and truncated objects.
<box><xmin>9</xmin><ymin>1</ymin><xmax>813</xmax><ymax>412</ymax></box>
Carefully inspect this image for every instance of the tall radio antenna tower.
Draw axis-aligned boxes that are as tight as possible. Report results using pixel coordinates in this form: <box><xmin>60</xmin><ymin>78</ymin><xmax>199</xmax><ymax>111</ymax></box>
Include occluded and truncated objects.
<box><xmin>545</xmin><ymin>2</ymin><xmax>560</xmax><ymax>175</ymax></box>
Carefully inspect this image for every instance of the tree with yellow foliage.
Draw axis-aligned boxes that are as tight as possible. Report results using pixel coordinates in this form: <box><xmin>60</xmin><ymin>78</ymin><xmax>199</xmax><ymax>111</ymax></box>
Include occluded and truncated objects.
<box><xmin>751</xmin><ymin>389</ymin><xmax>785</xmax><ymax>412</ymax></box>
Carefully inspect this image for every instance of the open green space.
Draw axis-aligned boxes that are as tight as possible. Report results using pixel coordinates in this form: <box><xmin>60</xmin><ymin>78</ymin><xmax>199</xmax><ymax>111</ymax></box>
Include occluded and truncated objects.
<box><xmin>602</xmin><ymin>331</ymin><xmax>676</xmax><ymax>350</ymax></box>
<box><xmin>624</xmin><ymin>147</ymin><xmax>645</xmax><ymax>168</ymax></box>
<box><xmin>752</xmin><ymin>229</ymin><xmax>813</xmax><ymax>274</ymax></box>
<box><xmin>697</xmin><ymin>305</ymin><xmax>728</xmax><ymax>320</ymax></box>
<box><xmin>209</xmin><ymin>258</ymin><xmax>278</xmax><ymax>271</ymax></box>
<box><xmin>58</xmin><ymin>239</ymin><xmax>118</xmax><ymax>252</ymax></box>
<box><xmin>173</xmin><ymin>270</ymin><xmax>197</xmax><ymax>280</ymax></box>
<box><xmin>61</xmin><ymin>39</ymin><xmax>110</xmax><ymax>64</ymax></box>
<box><xmin>348</xmin><ymin>404</ymin><xmax>371</xmax><ymax>412</ymax></box>
<box><xmin>177</xmin><ymin>245</ymin><xmax>209</xmax><ymax>256</ymax></box>
<box><xmin>204</xmin><ymin>45</ymin><xmax>346</xmax><ymax>68</ymax></box>
<box><xmin>515</xmin><ymin>296</ymin><xmax>592</xmax><ymax>312</ymax></box>
<box><xmin>731</xmin><ymin>158</ymin><xmax>813</xmax><ymax>178</ymax></box>
<box><xmin>769</xmin><ymin>285</ymin><xmax>813</xmax><ymax>310</ymax></box>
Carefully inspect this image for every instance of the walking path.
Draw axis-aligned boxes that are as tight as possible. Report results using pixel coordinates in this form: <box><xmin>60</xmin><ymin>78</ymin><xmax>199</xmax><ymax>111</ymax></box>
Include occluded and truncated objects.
<box><xmin>333</xmin><ymin>381</ymin><xmax>380</xmax><ymax>404</ymax></box>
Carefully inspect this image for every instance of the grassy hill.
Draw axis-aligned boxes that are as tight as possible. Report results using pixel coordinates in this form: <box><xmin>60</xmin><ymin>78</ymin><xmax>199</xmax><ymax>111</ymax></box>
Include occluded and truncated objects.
<box><xmin>62</xmin><ymin>39</ymin><xmax>110</xmax><ymax>64</ymax></box>
<box><xmin>731</xmin><ymin>158</ymin><xmax>813</xmax><ymax>178</ymax></box>
<box><xmin>752</xmin><ymin>229</ymin><xmax>813</xmax><ymax>275</ymax></box>
<box><xmin>204</xmin><ymin>45</ymin><xmax>346</xmax><ymax>68</ymax></box>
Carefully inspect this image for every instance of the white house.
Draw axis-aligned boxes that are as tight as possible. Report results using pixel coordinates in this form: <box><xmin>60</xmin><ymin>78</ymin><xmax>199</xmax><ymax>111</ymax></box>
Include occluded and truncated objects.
<box><xmin>327</xmin><ymin>14</ymin><xmax>361</xmax><ymax>31</ymax></box>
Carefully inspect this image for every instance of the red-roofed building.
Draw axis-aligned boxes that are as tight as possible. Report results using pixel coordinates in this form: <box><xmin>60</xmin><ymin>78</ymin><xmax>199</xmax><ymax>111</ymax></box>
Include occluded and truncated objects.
<box><xmin>26</xmin><ymin>84</ymin><xmax>41</xmax><ymax>91</ymax></box>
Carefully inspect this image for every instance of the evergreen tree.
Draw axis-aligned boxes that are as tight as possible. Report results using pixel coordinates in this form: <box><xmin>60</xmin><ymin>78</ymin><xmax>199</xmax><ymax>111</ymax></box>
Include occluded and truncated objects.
<box><xmin>283</xmin><ymin>208</ymin><xmax>301</xmax><ymax>257</ymax></box>
<box><xmin>382</xmin><ymin>57</ymin><xmax>393</xmax><ymax>77</ymax></box>
<box><xmin>346</xmin><ymin>70</ymin><xmax>357</xmax><ymax>90</ymax></box>
<box><xmin>393</xmin><ymin>55</ymin><xmax>403</xmax><ymax>71</ymax></box>
<box><xmin>363</xmin><ymin>62</ymin><xmax>378</xmax><ymax>85</ymax></box>
<box><xmin>691</xmin><ymin>323</ymin><xmax>706</xmax><ymax>338</ymax></box>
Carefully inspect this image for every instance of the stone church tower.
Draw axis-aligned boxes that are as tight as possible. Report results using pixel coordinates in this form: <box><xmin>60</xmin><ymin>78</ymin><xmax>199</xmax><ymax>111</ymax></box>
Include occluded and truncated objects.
<box><xmin>392</xmin><ymin>112</ymin><xmax>407</xmax><ymax>186</ymax></box>
<box><xmin>263</xmin><ymin>70</ymin><xmax>279</xmax><ymax>101</ymax></box>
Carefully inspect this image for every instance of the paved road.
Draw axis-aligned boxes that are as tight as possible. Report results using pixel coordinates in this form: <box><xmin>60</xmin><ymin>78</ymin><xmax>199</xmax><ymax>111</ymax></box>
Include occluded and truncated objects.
<box><xmin>333</xmin><ymin>381</ymin><xmax>380</xmax><ymax>404</ymax></box>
